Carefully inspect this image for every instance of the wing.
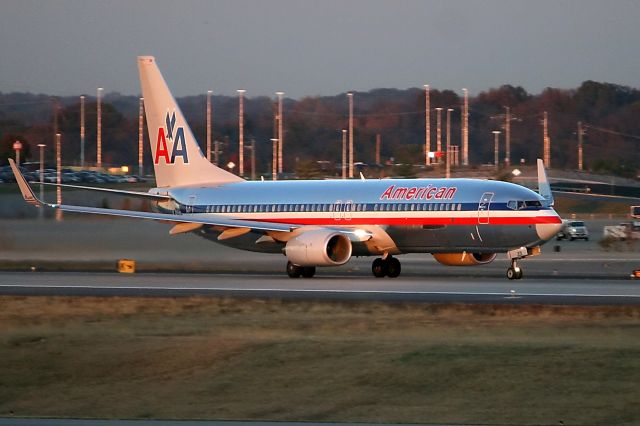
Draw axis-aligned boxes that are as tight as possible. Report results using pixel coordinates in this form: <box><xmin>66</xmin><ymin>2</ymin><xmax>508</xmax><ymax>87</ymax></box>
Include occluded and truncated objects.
<box><xmin>9</xmin><ymin>160</ymin><xmax>374</xmax><ymax>242</ymax></box>
<box><xmin>32</xmin><ymin>181</ymin><xmax>171</xmax><ymax>200</ymax></box>
<box><xmin>8</xmin><ymin>159</ymin><xmax>294</xmax><ymax>233</ymax></box>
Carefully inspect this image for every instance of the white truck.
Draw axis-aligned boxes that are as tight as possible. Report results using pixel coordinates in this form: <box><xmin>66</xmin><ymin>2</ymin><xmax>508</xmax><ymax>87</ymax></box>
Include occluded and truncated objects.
<box><xmin>603</xmin><ymin>221</ymin><xmax>640</xmax><ymax>241</ymax></box>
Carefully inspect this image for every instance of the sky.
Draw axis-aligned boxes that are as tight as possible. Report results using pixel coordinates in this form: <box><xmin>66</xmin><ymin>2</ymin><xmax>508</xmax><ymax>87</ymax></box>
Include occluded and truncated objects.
<box><xmin>1</xmin><ymin>0</ymin><xmax>639</xmax><ymax>99</ymax></box>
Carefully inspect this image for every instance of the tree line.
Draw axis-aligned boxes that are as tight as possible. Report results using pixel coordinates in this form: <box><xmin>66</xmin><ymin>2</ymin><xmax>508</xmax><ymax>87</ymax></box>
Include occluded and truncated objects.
<box><xmin>1</xmin><ymin>80</ymin><xmax>639</xmax><ymax>178</ymax></box>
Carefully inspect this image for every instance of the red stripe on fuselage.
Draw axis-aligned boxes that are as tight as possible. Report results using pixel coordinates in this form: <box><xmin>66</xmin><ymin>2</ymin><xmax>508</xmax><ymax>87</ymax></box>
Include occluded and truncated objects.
<box><xmin>245</xmin><ymin>215</ymin><xmax>562</xmax><ymax>226</ymax></box>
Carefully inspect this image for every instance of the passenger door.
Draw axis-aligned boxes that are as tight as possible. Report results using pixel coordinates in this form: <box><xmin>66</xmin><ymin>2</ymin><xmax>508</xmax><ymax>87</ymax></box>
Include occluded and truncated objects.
<box><xmin>478</xmin><ymin>192</ymin><xmax>493</xmax><ymax>225</ymax></box>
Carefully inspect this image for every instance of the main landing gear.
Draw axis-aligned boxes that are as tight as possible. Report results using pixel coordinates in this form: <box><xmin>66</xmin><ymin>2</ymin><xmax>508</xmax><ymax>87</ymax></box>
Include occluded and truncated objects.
<box><xmin>286</xmin><ymin>261</ymin><xmax>316</xmax><ymax>278</ymax></box>
<box><xmin>372</xmin><ymin>256</ymin><xmax>401</xmax><ymax>278</ymax></box>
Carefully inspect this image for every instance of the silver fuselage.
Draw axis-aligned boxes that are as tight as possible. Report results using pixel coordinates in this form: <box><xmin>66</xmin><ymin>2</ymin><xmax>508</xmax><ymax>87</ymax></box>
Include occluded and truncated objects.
<box><xmin>152</xmin><ymin>177</ymin><xmax>562</xmax><ymax>256</ymax></box>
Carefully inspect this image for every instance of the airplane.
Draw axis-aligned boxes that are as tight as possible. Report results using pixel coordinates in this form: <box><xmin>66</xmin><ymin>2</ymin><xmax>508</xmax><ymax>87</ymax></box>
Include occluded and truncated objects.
<box><xmin>9</xmin><ymin>56</ymin><xmax>563</xmax><ymax>280</ymax></box>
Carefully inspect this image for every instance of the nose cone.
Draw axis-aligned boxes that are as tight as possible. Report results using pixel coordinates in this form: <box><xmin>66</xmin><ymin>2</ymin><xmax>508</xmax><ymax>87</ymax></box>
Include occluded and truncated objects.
<box><xmin>536</xmin><ymin>214</ymin><xmax>563</xmax><ymax>241</ymax></box>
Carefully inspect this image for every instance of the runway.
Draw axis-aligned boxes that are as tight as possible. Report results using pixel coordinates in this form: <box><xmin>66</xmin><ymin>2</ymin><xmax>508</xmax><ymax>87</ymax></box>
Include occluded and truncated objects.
<box><xmin>0</xmin><ymin>271</ymin><xmax>639</xmax><ymax>305</ymax></box>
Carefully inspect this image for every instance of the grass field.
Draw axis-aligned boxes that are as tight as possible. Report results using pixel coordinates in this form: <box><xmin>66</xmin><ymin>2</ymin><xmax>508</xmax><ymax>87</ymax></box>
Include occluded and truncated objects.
<box><xmin>0</xmin><ymin>296</ymin><xmax>639</xmax><ymax>425</ymax></box>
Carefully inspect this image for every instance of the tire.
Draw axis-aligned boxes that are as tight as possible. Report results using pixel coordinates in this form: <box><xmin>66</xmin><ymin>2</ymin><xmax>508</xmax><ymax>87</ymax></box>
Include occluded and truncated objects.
<box><xmin>372</xmin><ymin>258</ymin><xmax>387</xmax><ymax>278</ymax></box>
<box><xmin>515</xmin><ymin>267</ymin><xmax>523</xmax><ymax>280</ymax></box>
<box><xmin>386</xmin><ymin>257</ymin><xmax>401</xmax><ymax>278</ymax></box>
<box><xmin>286</xmin><ymin>261</ymin><xmax>302</xmax><ymax>278</ymax></box>
<box><xmin>301</xmin><ymin>266</ymin><xmax>316</xmax><ymax>278</ymax></box>
<box><xmin>507</xmin><ymin>267</ymin><xmax>516</xmax><ymax>280</ymax></box>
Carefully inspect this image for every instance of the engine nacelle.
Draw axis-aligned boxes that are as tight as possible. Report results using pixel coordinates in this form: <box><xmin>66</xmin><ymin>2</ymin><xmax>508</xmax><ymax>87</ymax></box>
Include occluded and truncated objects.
<box><xmin>432</xmin><ymin>252</ymin><xmax>497</xmax><ymax>266</ymax></box>
<box><xmin>285</xmin><ymin>230</ymin><xmax>352</xmax><ymax>267</ymax></box>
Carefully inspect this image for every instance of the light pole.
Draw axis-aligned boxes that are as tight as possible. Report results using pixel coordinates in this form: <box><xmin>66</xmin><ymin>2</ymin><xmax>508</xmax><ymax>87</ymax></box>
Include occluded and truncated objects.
<box><xmin>435</xmin><ymin>108</ymin><xmax>443</xmax><ymax>164</ymax></box>
<box><xmin>341</xmin><ymin>129</ymin><xmax>347</xmax><ymax>179</ymax></box>
<box><xmin>80</xmin><ymin>95</ymin><xmax>85</xmax><ymax>168</ymax></box>
<box><xmin>446</xmin><ymin>108</ymin><xmax>453</xmax><ymax>178</ymax></box>
<box><xmin>38</xmin><ymin>143</ymin><xmax>46</xmax><ymax>219</ymax></box>
<box><xmin>55</xmin><ymin>133</ymin><xmax>62</xmax><ymax>221</ymax></box>
<box><xmin>504</xmin><ymin>106</ymin><xmax>511</xmax><ymax>166</ymax></box>
<box><xmin>577</xmin><ymin>121</ymin><xmax>585</xmax><ymax>171</ymax></box>
<box><xmin>424</xmin><ymin>84</ymin><xmax>430</xmax><ymax>165</ymax></box>
<box><xmin>237</xmin><ymin>89</ymin><xmax>246</xmax><ymax>176</ymax></box>
<box><xmin>462</xmin><ymin>88</ymin><xmax>469</xmax><ymax>166</ymax></box>
<box><xmin>542</xmin><ymin>111</ymin><xmax>550</xmax><ymax>167</ymax></box>
<box><xmin>97</xmin><ymin>87</ymin><xmax>103</xmax><ymax>168</ymax></box>
<box><xmin>138</xmin><ymin>97</ymin><xmax>144</xmax><ymax>176</ymax></box>
<box><xmin>271</xmin><ymin>138</ymin><xmax>278</xmax><ymax>181</ymax></box>
<box><xmin>206</xmin><ymin>90</ymin><xmax>212</xmax><ymax>162</ymax></box>
<box><xmin>276</xmin><ymin>91</ymin><xmax>284</xmax><ymax>174</ymax></box>
<box><xmin>347</xmin><ymin>93</ymin><xmax>354</xmax><ymax>178</ymax></box>
<box><xmin>248</xmin><ymin>138</ymin><xmax>256</xmax><ymax>181</ymax></box>
<box><xmin>493</xmin><ymin>130</ymin><xmax>501</xmax><ymax>170</ymax></box>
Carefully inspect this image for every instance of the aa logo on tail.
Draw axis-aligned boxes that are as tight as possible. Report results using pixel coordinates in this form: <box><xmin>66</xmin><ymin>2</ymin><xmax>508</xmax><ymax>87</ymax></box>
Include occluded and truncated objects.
<box><xmin>154</xmin><ymin>111</ymin><xmax>189</xmax><ymax>165</ymax></box>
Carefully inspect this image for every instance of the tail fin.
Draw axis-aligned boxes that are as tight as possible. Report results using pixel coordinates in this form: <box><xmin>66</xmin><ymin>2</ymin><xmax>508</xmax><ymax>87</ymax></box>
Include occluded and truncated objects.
<box><xmin>537</xmin><ymin>158</ymin><xmax>554</xmax><ymax>207</ymax></box>
<box><xmin>137</xmin><ymin>56</ymin><xmax>243</xmax><ymax>187</ymax></box>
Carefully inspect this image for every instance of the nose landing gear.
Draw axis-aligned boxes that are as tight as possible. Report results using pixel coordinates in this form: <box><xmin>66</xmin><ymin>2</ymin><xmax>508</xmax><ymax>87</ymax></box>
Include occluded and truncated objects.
<box><xmin>506</xmin><ymin>259</ymin><xmax>523</xmax><ymax>280</ymax></box>
<box><xmin>506</xmin><ymin>246</ymin><xmax>541</xmax><ymax>280</ymax></box>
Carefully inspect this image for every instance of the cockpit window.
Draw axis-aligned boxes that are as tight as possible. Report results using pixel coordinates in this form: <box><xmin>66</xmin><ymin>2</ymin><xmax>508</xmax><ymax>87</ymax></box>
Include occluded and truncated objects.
<box><xmin>508</xmin><ymin>200</ymin><xmax>542</xmax><ymax>210</ymax></box>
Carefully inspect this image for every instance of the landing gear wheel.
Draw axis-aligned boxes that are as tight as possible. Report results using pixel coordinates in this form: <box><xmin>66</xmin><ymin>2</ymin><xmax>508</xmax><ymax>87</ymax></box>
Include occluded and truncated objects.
<box><xmin>515</xmin><ymin>267</ymin><xmax>523</xmax><ymax>279</ymax></box>
<box><xmin>386</xmin><ymin>257</ymin><xmax>401</xmax><ymax>278</ymax></box>
<box><xmin>286</xmin><ymin>261</ymin><xmax>302</xmax><ymax>278</ymax></box>
<box><xmin>301</xmin><ymin>266</ymin><xmax>316</xmax><ymax>278</ymax></box>
<box><xmin>372</xmin><ymin>258</ymin><xmax>387</xmax><ymax>278</ymax></box>
<box><xmin>507</xmin><ymin>266</ymin><xmax>523</xmax><ymax>280</ymax></box>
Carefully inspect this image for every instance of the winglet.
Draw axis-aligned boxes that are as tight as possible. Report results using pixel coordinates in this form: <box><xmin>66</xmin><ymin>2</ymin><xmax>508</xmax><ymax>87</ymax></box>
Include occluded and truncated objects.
<box><xmin>8</xmin><ymin>159</ymin><xmax>44</xmax><ymax>207</ymax></box>
<box><xmin>537</xmin><ymin>158</ymin><xmax>554</xmax><ymax>207</ymax></box>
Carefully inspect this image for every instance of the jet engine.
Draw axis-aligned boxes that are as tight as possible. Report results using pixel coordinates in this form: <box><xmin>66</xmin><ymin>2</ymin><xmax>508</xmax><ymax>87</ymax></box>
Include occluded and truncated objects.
<box><xmin>285</xmin><ymin>230</ymin><xmax>352</xmax><ymax>267</ymax></box>
<box><xmin>432</xmin><ymin>252</ymin><xmax>497</xmax><ymax>266</ymax></box>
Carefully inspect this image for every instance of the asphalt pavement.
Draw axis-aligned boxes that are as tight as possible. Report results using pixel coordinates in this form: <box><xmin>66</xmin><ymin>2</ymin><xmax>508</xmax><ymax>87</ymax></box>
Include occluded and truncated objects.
<box><xmin>0</xmin><ymin>217</ymin><xmax>638</xmax><ymax>306</ymax></box>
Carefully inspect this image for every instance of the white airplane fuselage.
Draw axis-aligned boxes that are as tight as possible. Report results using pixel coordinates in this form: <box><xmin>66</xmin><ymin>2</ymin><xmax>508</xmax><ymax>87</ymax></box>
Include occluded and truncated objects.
<box><xmin>156</xmin><ymin>177</ymin><xmax>561</xmax><ymax>256</ymax></box>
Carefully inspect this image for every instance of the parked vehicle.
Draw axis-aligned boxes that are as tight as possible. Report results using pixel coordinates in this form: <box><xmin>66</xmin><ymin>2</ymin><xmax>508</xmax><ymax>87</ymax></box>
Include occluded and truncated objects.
<box><xmin>556</xmin><ymin>220</ymin><xmax>589</xmax><ymax>241</ymax></box>
<box><xmin>603</xmin><ymin>221</ymin><xmax>640</xmax><ymax>241</ymax></box>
